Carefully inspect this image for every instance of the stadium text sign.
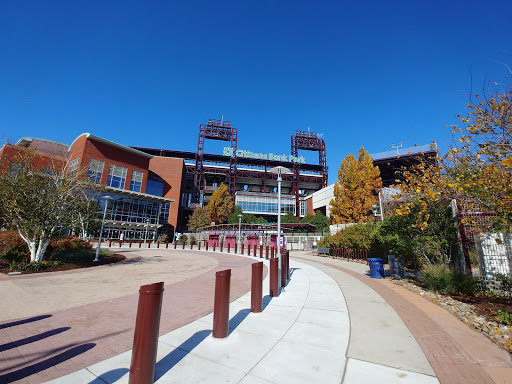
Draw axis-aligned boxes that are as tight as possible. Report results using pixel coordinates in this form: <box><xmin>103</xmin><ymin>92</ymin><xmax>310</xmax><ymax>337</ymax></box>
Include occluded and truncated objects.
<box><xmin>223</xmin><ymin>147</ymin><xmax>305</xmax><ymax>163</ymax></box>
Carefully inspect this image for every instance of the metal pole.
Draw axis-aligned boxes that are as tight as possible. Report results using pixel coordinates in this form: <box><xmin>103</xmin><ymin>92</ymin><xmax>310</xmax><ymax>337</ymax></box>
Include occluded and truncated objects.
<box><xmin>277</xmin><ymin>172</ymin><xmax>282</xmax><ymax>288</ymax></box>
<box><xmin>144</xmin><ymin>220</ymin><xmax>149</xmax><ymax>248</ymax></box>
<box><xmin>238</xmin><ymin>214</ymin><xmax>242</xmax><ymax>251</ymax></box>
<box><xmin>94</xmin><ymin>200</ymin><xmax>109</xmax><ymax>262</ymax></box>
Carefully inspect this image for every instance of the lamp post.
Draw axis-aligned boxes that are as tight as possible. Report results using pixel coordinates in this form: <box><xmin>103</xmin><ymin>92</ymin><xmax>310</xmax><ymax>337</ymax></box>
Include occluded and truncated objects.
<box><xmin>270</xmin><ymin>166</ymin><xmax>290</xmax><ymax>288</ymax></box>
<box><xmin>144</xmin><ymin>219</ymin><xmax>150</xmax><ymax>248</ymax></box>
<box><xmin>238</xmin><ymin>214</ymin><xmax>242</xmax><ymax>251</ymax></box>
<box><xmin>95</xmin><ymin>195</ymin><xmax>114</xmax><ymax>262</ymax></box>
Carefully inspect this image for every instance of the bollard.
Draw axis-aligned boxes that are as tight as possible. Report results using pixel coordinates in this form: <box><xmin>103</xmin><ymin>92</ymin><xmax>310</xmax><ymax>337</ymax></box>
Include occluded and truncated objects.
<box><xmin>213</xmin><ymin>269</ymin><xmax>231</xmax><ymax>338</ymax></box>
<box><xmin>260</xmin><ymin>245</ymin><xmax>263</xmax><ymax>258</ymax></box>
<box><xmin>139</xmin><ymin>240</ymin><xmax>142</xmax><ymax>248</ymax></box>
<box><xmin>253</xmin><ymin>245</ymin><xmax>257</xmax><ymax>257</ymax></box>
<box><xmin>109</xmin><ymin>240</ymin><xmax>112</xmax><ymax>247</ymax></box>
<box><xmin>213</xmin><ymin>244</ymin><xmax>216</xmax><ymax>252</ymax></box>
<box><xmin>251</xmin><ymin>262</ymin><xmax>263</xmax><ymax>313</ymax></box>
<box><xmin>148</xmin><ymin>241</ymin><xmax>151</xmax><ymax>249</ymax></box>
<box><xmin>220</xmin><ymin>242</ymin><xmax>223</xmax><ymax>252</ymax></box>
<box><xmin>119</xmin><ymin>241</ymin><xmax>122</xmax><ymax>248</ymax></box>
<box><xmin>269</xmin><ymin>258</ymin><xmax>279</xmax><ymax>297</ymax></box>
<box><xmin>271</xmin><ymin>247</ymin><xmax>275</xmax><ymax>258</ymax></box>
<box><xmin>174</xmin><ymin>241</ymin><xmax>177</xmax><ymax>249</ymax></box>
<box><xmin>157</xmin><ymin>242</ymin><xmax>160</xmax><ymax>249</ymax></box>
<box><xmin>227</xmin><ymin>243</ymin><xmax>230</xmax><ymax>253</ymax></box>
<box><xmin>166</xmin><ymin>241</ymin><xmax>168</xmax><ymax>249</ymax></box>
<box><xmin>234</xmin><ymin>243</ymin><xmax>237</xmax><ymax>254</ymax></box>
<box><xmin>182</xmin><ymin>242</ymin><xmax>185</xmax><ymax>249</ymax></box>
<box><xmin>129</xmin><ymin>240</ymin><xmax>132</xmax><ymax>248</ymax></box>
<box><xmin>198</xmin><ymin>242</ymin><xmax>201</xmax><ymax>250</ymax></box>
<box><xmin>248</xmin><ymin>245</ymin><xmax>251</xmax><ymax>256</ymax></box>
<box><xmin>191</xmin><ymin>242</ymin><xmax>193</xmax><ymax>250</ymax></box>
<box><xmin>266</xmin><ymin>246</ymin><xmax>269</xmax><ymax>259</ymax></box>
<box><xmin>281</xmin><ymin>251</ymin><xmax>287</xmax><ymax>287</ymax></box>
<box><xmin>241</xmin><ymin>244</ymin><xmax>244</xmax><ymax>254</ymax></box>
<box><xmin>129</xmin><ymin>282</ymin><xmax>164</xmax><ymax>384</ymax></box>
<box><xmin>206</xmin><ymin>242</ymin><xmax>209</xmax><ymax>251</ymax></box>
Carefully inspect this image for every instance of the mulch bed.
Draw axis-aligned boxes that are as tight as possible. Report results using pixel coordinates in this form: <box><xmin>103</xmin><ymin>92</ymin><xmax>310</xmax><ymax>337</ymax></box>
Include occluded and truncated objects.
<box><xmin>0</xmin><ymin>254</ymin><xmax>126</xmax><ymax>275</ymax></box>
<box><xmin>451</xmin><ymin>293</ymin><xmax>512</xmax><ymax>321</ymax></box>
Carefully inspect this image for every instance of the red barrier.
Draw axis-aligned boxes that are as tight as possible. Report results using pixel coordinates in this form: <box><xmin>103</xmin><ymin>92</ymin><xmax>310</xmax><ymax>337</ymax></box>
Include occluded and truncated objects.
<box><xmin>109</xmin><ymin>240</ymin><xmax>112</xmax><ymax>247</ymax></box>
<box><xmin>213</xmin><ymin>269</ymin><xmax>231</xmax><ymax>338</ymax></box>
<box><xmin>227</xmin><ymin>243</ymin><xmax>230</xmax><ymax>253</ymax></box>
<box><xmin>265</xmin><ymin>246</ymin><xmax>269</xmax><ymax>259</ymax></box>
<box><xmin>148</xmin><ymin>241</ymin><xmax>151</xmax><ymax>249</ymax></box>
<box><xmin>269</xmin><ymin>258</ymin><xmax>279</xmax><ymax>297</ymax></box>
<box><xmin>139</xmin><ymin>240</ymin><xmax>142</xmax><ymax>248</ymax></box>
<box><xmin>260</xmin><ymin>245</ymin><xmax>263</xmax><ymax>258</ymax></box>
<box><xmin>182</xmin><ymin>242</ymin><xmax>185</xmax><ymax>249</ymax></box>
<box><xmin>213</xmin><ymin>244</ymin><xmax>216</xmax><ymax>252</ymax></box>
<box><xmin>220</xmin><ymin>243</ymin><xmax>223</xmax><ymax>252</ymax></box>
<box><xmin>251</xmin><ymin>262</ymin><xmax>263</xmax><ymax>313</ymax></box>
<box><xmin>129</xmin><ymin>241</ymin><xmax>132</xmax><ymax>248</ymax></box>
<box><xmin>198</xmin><ymin>242</ymin><xmax>201</xmax><ymax>250</ymax></box>
<box><xmin>253</xmin><ymin>245</ymin><xmax>257</xmax><ymax>257</ymax></box>
<box><xmin>128</xmin><ymin>282</ymin><xmax>164</xmax><ymax>384</ymax></box>
<box><xmin>241</xmin><ymin>244</ymin><xmax>244</xmax><ymax>254</ymax></box>
<box><xmin>166</xmin><ymin>241</ymin><xmax>168</xmax><ymax>249</ymax></box>
<box><xmin>248</xmin><ymin>245</ymin><xmax>251</xmax><ymax>256</ymax></box>
<box><xmin>174</xmin><ymin>241</ymin><xmax>177</xmax><ymax>249</ymax></box>
<box><xmin>234</xmin><ymin>243</ymin><xmax>237</xmax><ymax>254</ymax></box>
<box><xmin>157</xmin><ymin>242</ymin><xmax>160</xmax><ymax>249</ymax></box>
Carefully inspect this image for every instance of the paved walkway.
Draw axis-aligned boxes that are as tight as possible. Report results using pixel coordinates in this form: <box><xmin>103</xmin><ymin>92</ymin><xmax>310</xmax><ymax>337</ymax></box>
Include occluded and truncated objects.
<box><xmin>1</xmin><ymin>248</ymin><xmax>511</xmax><ymax>383</ymax></box>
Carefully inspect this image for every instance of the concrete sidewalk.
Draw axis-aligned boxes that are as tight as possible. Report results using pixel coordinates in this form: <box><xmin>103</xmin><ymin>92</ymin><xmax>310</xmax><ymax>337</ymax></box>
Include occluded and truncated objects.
<box><xmin>46</xmin><ymin>253</ymin><xmax>440</xmax><ymax>384</ymax></box>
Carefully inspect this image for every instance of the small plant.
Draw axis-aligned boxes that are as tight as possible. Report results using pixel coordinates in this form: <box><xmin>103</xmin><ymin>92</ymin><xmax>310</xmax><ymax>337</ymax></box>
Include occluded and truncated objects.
<box><xmin>190</xmin><ymin>235</ymin><xmax>196</xmax><ymax>245</ymax></box>
<box><xmin>453</xmin><ymin>273</ymin><xmax>480</xmax><ymax>296</ymax></box>
<box><xmin>420</xmin><ymin>264</ymin><xmax>455</xmax><ymax>294</ymax></box>
<box><xmin>157</xmin><ymin>234</ymin><xmax>169</xmax><ymax>243</ymax></box>
<box><xmin>493</xmin><ymin>308</ymin><xmax>512</xmax><ymax>326</ymax></box>
<box><xmin>0</xmin><ymin>231</ymin><xmax>29</xmax><ymax>264</ymax></box>
<box><xmin>181</xmin><ymin>234</ymin><xmax>188</xmax><ymax>244</ymax></box>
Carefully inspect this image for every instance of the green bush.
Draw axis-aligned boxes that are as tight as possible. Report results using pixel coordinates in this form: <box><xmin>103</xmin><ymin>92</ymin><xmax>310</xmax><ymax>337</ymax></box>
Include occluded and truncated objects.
<box><xmin>323</xmin><ymin>223</ymin><xmax>384</xmax><ymax>256</ymax></box>
<box><xmin>493</xmin><ymin>309</ymin><xmax>512</xmax><ymax>325</ymax></box>
<box><xmin>420</xmin><ymin>264</ymin><xmax>455</xmax><ymax>293</ymax></box>
<box><xmin>453</xmin><ymin>273</ymin><xmax>480</xmax><ymax>296</ymax></box>
<box><xmin>0</xmin><ymin>231</ymin><xmax>29</xmax><ymax>263</ymax></box>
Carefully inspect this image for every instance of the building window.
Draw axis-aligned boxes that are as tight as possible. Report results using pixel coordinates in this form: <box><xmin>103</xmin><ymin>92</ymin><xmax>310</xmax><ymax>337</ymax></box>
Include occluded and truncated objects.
<box><xmin>146</xmin><ymin>179</ymin><xmax>164</xmax><ymax>197</ymax></box>
<box><xmin>87</xmin><ymin>158</ymin><xmax>105</xmax><ymax>183</ymax></box>
<box><xmin>129</xmin><ymin>170</ymin><xmax>143</xmax><ymax>192</ymax></box>
<box><xmin>300</xmin><ymin>200</ymin><xmax>307</xmax><ymax>217</ymax></box>
<box><xmin>68</xmin><ymin>158</ymin><xmax>79</xmax><ymax>174</ymax></box>
<box><xmin>107</xmin><ymin>164</ymin><xmax>127</xmax><ymax>189</ymax></box>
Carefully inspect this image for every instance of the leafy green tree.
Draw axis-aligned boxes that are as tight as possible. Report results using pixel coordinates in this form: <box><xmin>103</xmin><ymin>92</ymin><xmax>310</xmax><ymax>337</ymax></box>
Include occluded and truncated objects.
<box><xmin>301</xmin><ymin>210</ymin><xmax>329</xmax><ymax>233</ymax></box>
<box><xmin>281</xmin><ymin>211</ymin><xmax>300</xmax><ymax>223</ymax></box>
<box><xmin>330</xmin><ymin>147</ymin><xmax>382</xmax><ymax>224</ymax></box>
<box><xmin>0</xmin><ymin>149</ymin><xmax>100</xmax><ymax>263</ymax></box>
<box><xmin>326</xmin><ymin>222</ymin><xmax>384</xmax><ymax>256</ymax></box>
<box><xmin>206</xmin><ymin>183</ymin><xmax>233</xmax><ymax>224</ymax></box>
<box><xmin>228</xmin><ymin>205</ymin><xmax>243</xmax><ymax>224</ymax></box>
<box><xmin>187</xmin><ymin>206</ymin><xmax>211</xmax><ymax>231</ymax></box>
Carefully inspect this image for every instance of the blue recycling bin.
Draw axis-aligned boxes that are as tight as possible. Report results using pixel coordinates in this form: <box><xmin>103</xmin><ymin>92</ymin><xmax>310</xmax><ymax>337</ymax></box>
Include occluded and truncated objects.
<box><xmin>367</xmin><ymin>258</ymin><xmax>384</xmax><ymax>279</ymax></box>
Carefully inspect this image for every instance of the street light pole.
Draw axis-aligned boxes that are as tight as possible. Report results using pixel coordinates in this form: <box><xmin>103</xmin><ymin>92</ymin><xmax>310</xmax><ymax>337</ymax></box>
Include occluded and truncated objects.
<box><xmin>270</xmin><ymin>166</ymin><xmax>290</xmax><ymax>288</ymax></box>
<box><xmin>95</xmin><ymin>195</ymin><xmax>113</xmax><ymax>262</ymax></box>
<box><xmin>144</xmin><ymin>219</ymin><xmax>150</xmax><ymax>248</ymax></box>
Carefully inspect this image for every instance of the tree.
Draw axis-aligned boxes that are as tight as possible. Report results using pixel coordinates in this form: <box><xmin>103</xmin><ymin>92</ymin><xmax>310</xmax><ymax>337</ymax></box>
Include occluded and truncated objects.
<box><xmin>0</xmin><ymin>149</ymin><xmax>100</xmax><ymax>263</ymax></box>
<box><xmin>187</xmin><ymin>206</ymin><xmax>211</xmax><ymax>231</ymax></box>
<box><xmin>330</xmin><ymin>147</ymin><xmax>382</xmax><ymax>224</ymax></box>
<box><xmin>281</xmin><ymin>211</ymin><xmax>299</xmax><ymax>223</ymax></box>
<box><xmin>394</xmin><ymin>78</ymin><xmax>512</xmax><ymax>229</ymax></box>
<box><xmin>205</xmin><ymin>183</ymin><xmax>234</xmax><ymax>224</ymax></box>
<box><xmin>301</xmin><ymin>210</ymin><xmax>329</xmax><ymax>233</ymax></box>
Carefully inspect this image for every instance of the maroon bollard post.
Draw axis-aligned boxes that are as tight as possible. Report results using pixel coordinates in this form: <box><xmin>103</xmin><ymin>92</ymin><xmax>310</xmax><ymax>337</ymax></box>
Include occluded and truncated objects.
<box><xmin>251</xmin><ymin>262</ymin><xmax>263</xmax><ymax>313</ymax></box>
<box><xmin>182</xmin><ymin>242</ymin><xmax>185</xmax><ymax>249</ymax></box>
<box><xmin>109</xmin><ymin>240</ymin><xmax>112</xmax><ymax>247</ymax></box>
<box><xmin>269</xmin><ymin>258</ymin><xmax>279</xmax><ymax>297</ymax></box>
<box><xmin>260</xmin><ymin>245</ymin><xmax>263</xmax><ymax>258</ymax></box>
<box><xmin>241</xmin><ymin>244</ymin><xmax>244</xmax><ymax>254</ymax></box>
<box><xmin>265</xmin><ymin>246</ymin><xmax>269</xmax><ymax>260</ymax></box>
<box><xmin>212</xmin><ymin>269</ymin><xmax>231</xmax><ymax>338</ymax></box>
<box><xmin>190</xmin><ymin>242</ymin><xmax>193</xmax><ymax>250</ymax></box>
<box><xmin>206</xmin><ymin>242</ymin><xmax>209</xmax><ymax>251</ymax></box>
<box><xmin>286</xmin><ymin>250</ymin><xmax>290</xmax><ymax>282</ymax></box>
<box><xmin>174</xmin><ymin>241</ymin><xmax>177</xmax><ymax>249</ymax></box>
<box><xmin>271</xmin><ymin>247</ymin><xmax>275</xmax><ymax>258</ymax></box>
<box><xmin>129</xmin><ymin>282</ymin><xmax>165</xmax><ymax>384</ymax></box>
<box><xmin>166</xmin><ymin>241</ymin><xmax>168</xmax><ymax>249</ymax></box>
<box><xmin>281</xmin><ymin>251</ymin><xmax>287</xmax><ymax>287</ymax></box>
<box><xmin>227</xmin><ymin>243</ymin><xmax>230</xmax><ymax>253</ymax></box>
<box><xmin>220</xmin><ymin>242</ymin><xmax>223</xmax><ymax>252</ymax></box>
<box><xmin>253</xmin><ymin>245</ymin><xmax>257</xmax><ymax>257</ymax></box>
<box><xmin>213</xmin><ymin>244</ymin><xmax>216</xmax><ymax>252</ymax></box>
<box><xmin>198</xmin><ymin>242</ymin><xmax>201</xmax><ymax>250</ymax></box>
<box><xmin>148</xmin><ymin>241</ymin><xmax>151</xmax><ymax>249</ymax></box>
<box><xmin>157</xmin><ymin>242</ymin><xmax>160</xmax><ymax>249</ymax></box>
<box><xmin>248</xmin><ymin>245</ymin><xmax>251</xmax><ymax>256</ymax></box>
<box><xmin>139</xmin><ymin>240</ymin><xmax>142</xmax><ymax>248</ymax></box>
<box><xmin>234</xmin><ymin>243</ymin><xmax>238</xmax><ymax>254</ymax></box>
<box><xmin>129</xmin><ymin>240</ymin><xmax>132</xmax><ymax>248</ymax></box>
<box><xmin>119</xmin><ymin>241</ymin><xmax>122</xmax><ymax>247</ymax></box>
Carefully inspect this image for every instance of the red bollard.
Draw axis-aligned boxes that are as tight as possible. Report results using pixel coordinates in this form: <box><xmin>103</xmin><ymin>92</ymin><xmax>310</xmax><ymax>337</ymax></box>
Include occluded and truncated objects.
<box><xmin>269</xmin><ymin>258</ymin><xmax>279</xmax><ymax>297</ymax></box>
<box><xmin>109</xmin><ymin>240</ymin><xmax>112</xmax><ymax>247</ymax></box>
<box><xmin>266</xmin><ymin>246</ymin><xmax>269</xmax><ymax>259</ymax></box>
<box><xmin>174</xmin><ymin>241</ymin><xmax>177</xmax><ymax>249</ymax></box>
<box><xmin>241</xmin><ymin>244</ymin><xmax>244</xmax><ymax>254</ymax></box>
<box><xmin>271</xmin><ymin>247</ymin><xmax>275</xmax><ymax>258</ymax></box>
<box><xmin>190</xmin><ymin>242</ymin><xmax>193</xmax><ymax>250</ymax></box>
<box><xmin>227</xmin><ymin>243</ymin><xmax>230</xmax><ymax>253</ymax></box>
<box><xmin>281</xmin><ymin>251</ymin><xmax>287</xmax><ymax>287</ymax></box>
<box><xmin>129</xmin><ymin>240</ymin><xmax>132</xmax><ymax>248</ymax></box>
<box><xmin>213</xmin><ymin>269</ymin><xmax>231</xmax><ymax>338</ymax></box>
<box><xmin>253</xmin><ymin>245</ymin><xmax>257</xmax><ymax>257</ymax></box>
<box><xmin>260</xmin><ymin>245</ymin><xmax>263</xmax><ymax>258</ymax></box>
<box><xmin>251</xmin><ymin>262</ymin><xmax>263</xmax><ymax>313</ymax></box>
<box><xmin>206</xmin><ymin>242</ymin><xmax>209</xmax><ymax>251</ymax></box>
<box><xmin>119</xmin><ymin>241</ymin><xmax>122</xmax><ymax>247</ymax></box>
<box><xmin>139</xmin><ymin>240</ymin><xmax>142</xmax><ymax>248</ymax></box>
<box><xmin>198</xmin><ymin>242</ymin><xmax>201</xmax><ymax>250</ymax></box>
<box><xmin>248</xmin><ymin>245</ymin><xmax>251</xmax><ymax>256</ymax></box>
<box><xmin>220</xmin><ymin>243</ymin><xmax>223</xmax><ymax>252</ymax></box>
<box><xmin>157</xmin><ymin>242</ymin><xmax>160</xmax><ymax>249</ymax></box>
<box><xmin>182</xmin><ymin>242</ymin><xmax>185</xmax><ymax>249</ymax></box>
<box><xmin>213</xmin><ymin>244</ymin><xmax>216</xmax><ymax>252</ymax></box>
<box><xmin>148</xmin><ymin>241</ymin><xmax>151</xmax><ymax>249</ymax></box>
<box><xmin>166</xmin><ymin>241</ymin><xmax>168</xmax><ymax>249</ymax></box>
<box><xmin>129</xmin><ymin>282</ymin><xmax>164</xmax><ymax>384</ymax></box>
<box><xmin>234</xmin><ymin>243</ymin><xmax>237</xmax><ymax>254</ymax></box>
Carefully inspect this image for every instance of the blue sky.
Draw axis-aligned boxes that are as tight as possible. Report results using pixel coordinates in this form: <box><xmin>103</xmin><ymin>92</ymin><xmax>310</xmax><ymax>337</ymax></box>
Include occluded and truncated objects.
<box><xmin>1</xmin><ymin>1</ymin><xmax>511</xmax><ymax>182</ymax></box>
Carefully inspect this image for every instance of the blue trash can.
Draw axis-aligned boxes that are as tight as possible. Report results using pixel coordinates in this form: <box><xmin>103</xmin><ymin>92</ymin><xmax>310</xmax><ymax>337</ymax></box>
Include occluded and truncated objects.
<box><xmin>367</xmin><ymin>258</ymin><xmax>384</xmax><ymax>279</ymax></box>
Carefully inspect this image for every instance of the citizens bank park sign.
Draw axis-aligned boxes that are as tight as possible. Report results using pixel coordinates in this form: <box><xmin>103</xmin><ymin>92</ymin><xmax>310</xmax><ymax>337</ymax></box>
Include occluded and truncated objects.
<box><xmin>223</xmin><ymin>147</ymin><xmax>306</xmax><ymax>164</ymax></box>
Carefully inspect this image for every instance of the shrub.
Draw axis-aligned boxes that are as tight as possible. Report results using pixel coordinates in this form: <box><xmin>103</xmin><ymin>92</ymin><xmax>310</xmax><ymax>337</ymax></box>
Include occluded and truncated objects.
<box><xmin>324</xmin><ymin>223</ymin><xmax>384</xmax><ymax>256</ymax></box>
<box><xmin>157</xmin><ymin>234</ymin><xmax>169</xmax><ymax>243</ymax></box>
<box><xmin>493</xmin><ymin>309</ymin><xmax>512</xmax><ymax>325</ymax></box>
<box><xmin>45</xmin><ymin>236</ymin><xmax>92</xmax><ymax>258</ymax></box>
<box><xmin>0</xmin><ymin>231</ymin><xmax>29</xmax><ymax>264</ymax></box>
<box><xmin>420</xmin><ymin>264</ymin><xmax>455</xmax><ymax>293</ymax></box>
<box><xmin>190</xmin><ymin>235</ymin><xmax>196</xmax><ymax>245</ymax></box>
<box><xmin>453</xmin><ymin>273</ymin><xmax>480</xmax><ymax>296</ymax></box>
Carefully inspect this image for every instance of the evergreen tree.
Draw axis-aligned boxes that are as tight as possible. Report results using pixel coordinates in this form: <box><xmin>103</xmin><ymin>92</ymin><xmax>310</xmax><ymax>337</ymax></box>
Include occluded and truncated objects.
<box><xmin>330</xmin><ymin>147</ymin><xmax>382</xmax><ymax>224</ymax></box>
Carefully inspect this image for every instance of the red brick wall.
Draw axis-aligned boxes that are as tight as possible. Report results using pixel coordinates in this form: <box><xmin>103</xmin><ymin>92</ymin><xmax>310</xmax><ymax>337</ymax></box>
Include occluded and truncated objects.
<box><xmin>68</xmin><ymin>134</ymin><xmax>150</xmax><ymax>190</ymax></box>
<box><xmin>0</xmin><ymin>144</ymin><xmax>67</xmax><ymax>173</ymax></box>
<box><xmin>148</xmin><ymin>156</ymin><xmax>185</xmax><ymax>229</ymax></box>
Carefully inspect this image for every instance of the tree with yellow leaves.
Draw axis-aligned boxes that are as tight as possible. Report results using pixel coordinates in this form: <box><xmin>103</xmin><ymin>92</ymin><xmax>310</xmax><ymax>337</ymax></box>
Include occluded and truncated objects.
<box><xmin>205</xmin><ymin>183</ymin><xmax>234</xmax><ymax>224</ymax></box>
<box><xmin>395</xmin><ymin>80</ymin><xmax>512</xmax><ymax>229</ymax></box>
<box><xmin>330</xmin><ymin>147</ymin><xmax>382</xmax><ymax>224</ymax></box>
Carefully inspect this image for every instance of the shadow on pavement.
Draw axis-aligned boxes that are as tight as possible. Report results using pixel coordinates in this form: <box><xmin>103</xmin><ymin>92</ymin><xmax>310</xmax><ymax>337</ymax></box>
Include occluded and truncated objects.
<box><xmin>0</xmin><ymin>343</ymin><xmax>96</xmax><ymax>384</ymax></box>
<box><xmin>0</xmin><ymin>327</ymin><xmax>70</xmax><ymax>352</ymax></box>
<box><xmin>88</xmin><ymin>368</ymin><xmax>129</xmax><ymax>384</ymax></box>
<box><xmin>0</xmin><ymin>314</ymin><xmax>52</xmax><ymax>329</ymax></box>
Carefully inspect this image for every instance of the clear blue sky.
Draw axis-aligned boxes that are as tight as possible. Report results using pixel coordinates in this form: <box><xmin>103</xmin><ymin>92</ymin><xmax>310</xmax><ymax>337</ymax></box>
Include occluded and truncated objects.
<box><xmin>1</xmin><ymin>1</ymin><xmax>511</xmax><ymax>182</ymax></box>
